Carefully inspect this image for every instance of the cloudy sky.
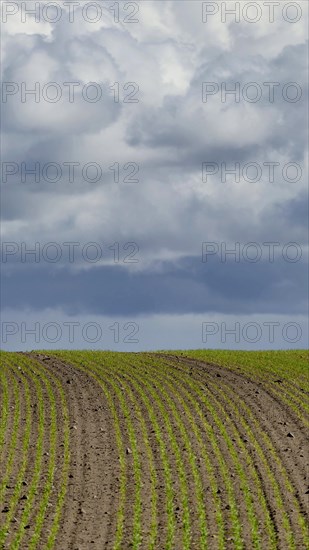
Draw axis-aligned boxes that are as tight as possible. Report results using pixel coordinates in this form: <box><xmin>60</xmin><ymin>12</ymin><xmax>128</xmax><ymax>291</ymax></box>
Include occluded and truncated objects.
<box><xmin>1</xmin><ymin>0</ymin><xmax>308</xmax><ymax>350</ymax></box>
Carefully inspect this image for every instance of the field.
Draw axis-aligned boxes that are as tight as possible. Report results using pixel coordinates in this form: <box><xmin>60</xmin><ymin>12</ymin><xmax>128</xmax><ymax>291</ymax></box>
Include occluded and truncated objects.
<box><xmin>0</xmin><ymin>350</ymin><xmax>308</xmax><ymax>549</ymax></box>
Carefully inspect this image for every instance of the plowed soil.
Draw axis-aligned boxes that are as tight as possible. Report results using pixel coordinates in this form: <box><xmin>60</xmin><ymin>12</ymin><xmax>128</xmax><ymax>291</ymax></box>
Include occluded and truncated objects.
<box><xmin>0</xmin><ymin>351</ymin><xmax>308</xmax><ymax>550</ymax></box>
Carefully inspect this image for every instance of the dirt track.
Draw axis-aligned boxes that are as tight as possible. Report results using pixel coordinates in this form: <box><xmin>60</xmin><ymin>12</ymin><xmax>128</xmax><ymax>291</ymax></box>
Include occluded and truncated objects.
<box><xmin>28</xmin><ymin>353</ymin><xmax>118</xmax><ymax>549</ymax></box>
<box><xmin>1</xmin><ymin>351</ymin><xmax>308</xmax><ymax>549</ymax></box>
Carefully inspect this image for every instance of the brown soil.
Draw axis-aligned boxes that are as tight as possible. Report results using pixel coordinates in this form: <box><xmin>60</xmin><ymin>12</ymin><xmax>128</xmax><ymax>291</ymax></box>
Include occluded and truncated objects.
<box><xmin>29</xmin><ymin>353</ymin><xmax>118</xmax><ymax>550</ymax></box>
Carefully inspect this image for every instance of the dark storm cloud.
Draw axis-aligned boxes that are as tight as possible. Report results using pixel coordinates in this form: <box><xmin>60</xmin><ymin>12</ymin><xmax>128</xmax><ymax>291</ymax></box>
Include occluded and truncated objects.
<box><xmin>2</xmin><ymin>254</ymin><xmax>307</xmax><ymax>316</ymax></box>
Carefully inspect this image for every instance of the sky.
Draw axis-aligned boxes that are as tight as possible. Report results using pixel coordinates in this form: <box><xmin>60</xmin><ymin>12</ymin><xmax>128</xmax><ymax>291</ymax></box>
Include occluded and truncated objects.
<box><xmin>1</xmin><ymin>0</ymin><xmax>308</xmax><ymax>351</ymax></box>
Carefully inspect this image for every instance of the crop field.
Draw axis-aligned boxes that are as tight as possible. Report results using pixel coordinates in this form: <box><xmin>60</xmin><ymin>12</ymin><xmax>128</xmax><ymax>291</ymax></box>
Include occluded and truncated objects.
<box><xmin>0</xmin><ymin>350</ymin><xmax>308</xmax><ymax>550</ymax></box>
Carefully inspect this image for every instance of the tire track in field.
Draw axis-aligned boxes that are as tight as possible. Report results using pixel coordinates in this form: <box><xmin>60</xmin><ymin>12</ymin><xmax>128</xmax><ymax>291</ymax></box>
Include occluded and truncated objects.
<box><xmin>51</xmin><ymin>353</ymin><xmax>139</xmax><ymax>550</ymax></box>
<box><xmin>164</xmin><ymin>354</ymin><xmax>308</xmax><ymax>512</ymax></box>
<box><xmin>54</xmin><ymin>351</ymin><xmax>213</xmax><ymax>549</ymax></box>
<box><xmin>148</xmin><ymin>356</ymin><xmax>275</xmax><ymax>549</ymax></box>
<box><xmin>31</xmin><ymin>354</ymin><xmax>118</xmax><ymax>550</ymax></box>
<box><xmin>171</xmin><ymin>365</ymin><xmax>295</xmax><ymax>548</ymax></box>
<box><xmin>3</xmin><ymin>351</ymin><xmax>307</xmax><ymax>550</ymax></box>
<box><xmin>157</xmin><ymin>353</ymin><xmax>309</xmax><ymax>549</ymax></box>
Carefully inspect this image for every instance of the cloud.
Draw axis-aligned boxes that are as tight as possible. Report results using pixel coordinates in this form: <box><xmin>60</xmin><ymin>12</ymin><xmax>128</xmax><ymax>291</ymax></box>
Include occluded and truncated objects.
<box><xmin>2</xmin><ymin>252</ymin><xmax>307</xmax><ymax>316</ymax></box>
<box><xmin>1</xmin><ymin>1</ymin><xmax>308</xmax><ymax>348</ymax></box>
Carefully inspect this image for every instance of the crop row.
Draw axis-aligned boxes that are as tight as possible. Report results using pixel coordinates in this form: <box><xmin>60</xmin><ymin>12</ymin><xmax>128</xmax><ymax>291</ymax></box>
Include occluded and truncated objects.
<box><xmin>2</xmin><ymin>350</ymin><xmax>307</xmax><ymax>549</ymax></box>
<box><xmin>162</xmin><ymin>354</ymin><xmax>308</xmax><ymax>549</ymax></box>
<box><xmin>53</xmin><ymin>350</ymin><xmax>309</xmax><ymax>549</ymax></box>
<box><xmin>183</xmin><ymin>350</ymin><xmax>309</xmax><ymax>429</ymax></box>
<box><xmin>0</xmin><ymin>352</ymin><xmax>70</xmax><ymax>550</ymax></box>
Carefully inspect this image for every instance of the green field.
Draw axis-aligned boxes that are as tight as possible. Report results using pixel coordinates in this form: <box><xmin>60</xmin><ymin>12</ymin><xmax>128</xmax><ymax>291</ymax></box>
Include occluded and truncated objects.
<box><xmin>0</xmin><ymin>350</ymin><xmax>308</xmax><ymax>549</ymax></box>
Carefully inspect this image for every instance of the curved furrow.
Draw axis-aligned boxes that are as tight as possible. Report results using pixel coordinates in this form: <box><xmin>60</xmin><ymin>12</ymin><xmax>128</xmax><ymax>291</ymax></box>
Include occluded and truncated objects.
<box><xmin>0</xmin><ymin>360</ymin><xmax>33</xmax><ymax>547</ymax></box>
<box><xmin>0</xmin><ymin>367</ymin><xmax>10</xmax><ymax>460</ymax></box>
<box><xmin>251</xmin><ymin>366</ymin><xmax>309</xmax><ymax>399</ymax></box>
<box><xmin>129</xmin><ymin>359</ymin><xmax>227</xmax><ymax>549</ymax></box>
<box><xmin>297</xmin><ymin>375</ymin><xmax>309</xmax><ymax>391</ymax></box>
<box><xmin>87</xmin><ymin>352</ymin><xmax>196</xmax><ymax>549</ymax></box>
<box><xmin>166</xmin><ymin>356</ymin><xmax>307</xmax><ymax>549</ymax></box>
<box><xmin>280</xmin><ymin>382</ymin><xmax>309</xmax><ymax>401</ymax></box>
<box><xmin>90</xmin><ymin>358</ymin><xmax>159</xmax><ymax>549</ymax></box>
<box><xmin>239</xmin><ymin>375</ymin><xmax>309</xmax><ymax>435</ymax></box>
<box><xmin>90</xmin><ymin>353</ymin><xmax>186</xmax><ymax>550</ymax></box>
<box><xmin>207</xmin><ymin>376</ymin><xmax>309</xmax><ymax>520</ymax></box>
<box><xmin>176</xmin><ymin>351</ymin><xmax>309</xmax><ymax>405</ymax></box>
<box><xmin>63</xmin><ymin>354</ymin><xmax>202</xmax><ymax>549</ymax></box>
<box><xmin>93</xmin><ymin>364</ymin><xmax>144</xmax><ymax>547</ymax></box>
<box><xmin>196</xmin><ymin>374</ymin><xmax>308</xmax><ymax>548</ymax></box>
<box><xmin>267</xmin><ymin>381</ymin><xmax>309</xmax><ymax>419</ymax></box>
<box><xmin>0</xmin><ymin>352</ymin><xmax>70</xmax><ymax>550</ymax></box>
<box><xmin>39</xmin><ymin>367</ymin><xmax>70</xmax><ymax>550</ymax></box>
<box><xmin>33</xmin><ymin>353</ymin><xmax>118</xmax><ymax>550</ymax></box>
<box><xmin>158</xmin><ymin>357</ymin><xmax>293</xmax><ymax>545</ymax></box>
<box><xmin>53</xmin><ymin>351</ymin><xmax>129</xmax><ymax>550</ymax></box>
<box><xmin>72</xmin><ymin>353</ymin><xmax>141</xmax><ymax>549</ymax></box>
<box><xmin>19</xmin><ymin>354</ymin><xmax>70</xmax><ymax>550</ymax></box>
<box><xmin>4</xmin><ymin>349</ymin><xmax>305</xmax><ymax>549</ymax></box>
<box><xmin>122</xmin><ymin>357</ymin><xmax>227</xmax><ymax>549</ymax></box>
<box><xmin>268</xmin><ymin>386</ymin><xmax>309</xmax><ymax>430</ymax></box>
<box><xmin>214</xmin><ymin>358</ymin><xmax>309</xmax><ymax>428</ymax></box>
<box><xmin>109</xmin><ymin>371</ymin><xmax>159</xmax><ymax>548</ymax></box>
<box><xmin>123</xmin><ymin>356</ymin><xmax>244</xmax><ymax>548</ymax></box>
<box><xmin>119</xmin><ymin>357</ymin><xmax>209</xmax><ymax>549</ymax></box>
<box><xmin>173</xmin><ymin>355</ymin><xmax>308</xmax><ymax>506</ymax></box>
<box><xmin>6</xmin><ymin>355</ymin><xmax>50</xmax><ymax>550</ymax></box>
<box><xmin>149</xmin><ymin>357</ymin><xmax>276</xmax><ymax>549</ymax></box>
<box><xmin>0</xmin><ymin>365</ymin><xmax>23</xmax><ymax>507</ymax></box>
<box><xmin>279</xmin><ymin>382</ymin><xmax>309</xmax><ymax>407</ymax></box>
<box><xmin>148</xmin><ymin>360</ymin><xmax>276</xmax><ymax>548</ymax></box>
<box><xmin>118</xmin><ymin>362</ymin><xmax>194</xmax><ymax>549</ymax></box>
<box><xmin>242</xmin><ymin>375</ymin><xmax>309</xmax><ymax>432</ymax></box>
<box><xmin>114</xmin><ymin>371</ymin><xmax>176</xmax><ymax>549</ymax></box>
<box><xmin>168</xmin><ymin>353</ymin><xmax>309</xmax><ymax>432</ymax></box>
<box><xmin>172</xmin><ymin>356</ymin><xmax>308</xmax><ymax>510</ymax></box>
<box><xmin>218</xmin><ymin>386</ymin><xmax>309</xmax><ymax>547</ymax></box>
